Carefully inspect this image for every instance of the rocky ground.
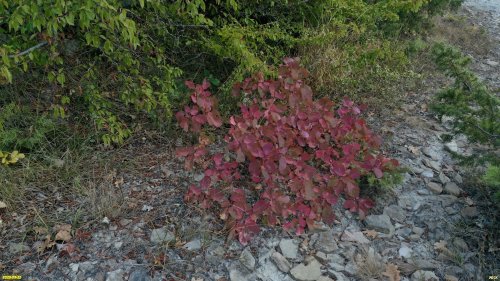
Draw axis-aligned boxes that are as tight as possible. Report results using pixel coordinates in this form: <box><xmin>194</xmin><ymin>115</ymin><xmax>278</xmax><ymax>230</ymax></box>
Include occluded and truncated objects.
<box><xmin>1</xmin><ymin>1</ymin><xmax>499</xmax><ymax>281</ymax></box>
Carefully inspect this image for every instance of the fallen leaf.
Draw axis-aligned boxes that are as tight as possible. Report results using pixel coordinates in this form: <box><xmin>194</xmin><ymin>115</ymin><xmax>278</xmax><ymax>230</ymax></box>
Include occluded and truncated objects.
<box><xmin>59</xmin><ymin>243</ymin><xmax>77</xmax><ymax>258</ymax></box>
<box><xmin>444</xmin><ymin>274</ymin><xmax>459</xmax><ymax>281</ymax></box>
<box><xmin>33</xmin><ymin>226</ymin><xmax>48</xmax><ymax>235</ymax></box>
<box><xmin>408</xmin><ymin>145</ymin><xmax>420</xmax><ymax>155</ymax></box>
<box><xmin>363</xmin><ymin>229</ymin><xmax>379</xmax><ymax>239</ymax></box>
<box><xmin>114</xmin><ymin>177</ymin><xmax>124</xmax><ymax>187</ymax></box>
<box><xmin>434</xmin><ymin>240</ymin><xmax>448</xmax><ymax>251</ymax></box>
<box><xmin>54</xmin><ymin>224</ymin><xmax>72</xmax><ymax>232</ymax></box>
<box><xmin>55</xmin><ymin>230</ymin><xmax>72</xmax><ymax>242</ymax></box>
<box><xmin>0</xmin><ymin>201</ymin><xmax>7</xmax><ymax>209</ymax></box>
<box><xmin>35</xmin><ymin>235</ymin><xmax>56</xmax><ymax>253</ymax></box>
<box><xmin>382</xmin><ymin>263</ymin><xmax>401</xmax><ymax>281</ymax></box>
<box><xmin>191</xmin><ymin>278</ymin><xmax>204</xmax><ymax>281</ymax></box>
<box><xmin>75</xmin><ymin>229</ymin><xmax>91</xmax><ymax>241</ymax></box>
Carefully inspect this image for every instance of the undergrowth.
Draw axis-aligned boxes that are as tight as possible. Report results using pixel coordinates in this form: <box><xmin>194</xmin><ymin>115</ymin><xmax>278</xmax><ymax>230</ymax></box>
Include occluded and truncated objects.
<box><xmin>176</xmin><ymin>59</ymin><xmax>400</xmax><ymax>244</ymax></box>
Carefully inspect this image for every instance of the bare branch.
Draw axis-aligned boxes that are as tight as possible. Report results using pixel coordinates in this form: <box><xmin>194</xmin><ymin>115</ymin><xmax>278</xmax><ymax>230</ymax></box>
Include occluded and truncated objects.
<box><xmin>8</xmin><ymin>41</ymin><xmax>48</xmax><ymax>58</ymax></box>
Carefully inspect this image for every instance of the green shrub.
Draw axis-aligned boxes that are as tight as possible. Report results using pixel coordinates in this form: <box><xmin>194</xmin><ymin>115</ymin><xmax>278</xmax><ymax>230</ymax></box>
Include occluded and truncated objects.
<box><xmin>431</xmin><ymin>43</ymin><xmax>499</xmax><ymax>146</ymax></box>
<box><xmin>483</xmin><ymin>165</ymin><xmax>500</xmax><ymax>202</ymax></box>
<box><xmin>430</xmin><ymin>42</ymin><xmax>500</xmax><ymax>203</ymax></box>
<box><xmin>0</xmin><ymin>103</ymin><xmax>57</xmax><ymax>151</ymax></box>
<box><xmin>0</xmin><ymin>0</ymin><xmax>463</xmax><ymax>147</ymax></box>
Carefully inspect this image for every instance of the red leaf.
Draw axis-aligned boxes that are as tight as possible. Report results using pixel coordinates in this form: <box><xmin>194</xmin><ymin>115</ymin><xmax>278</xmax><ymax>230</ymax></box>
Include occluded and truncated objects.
<box><xmin>185</xmin><ymin>80</ymin><xmax>196</xmax><ymax>89</ymax></box>
<box><xmin>345</xmin><ymin>181</ymin><xmax>360</xmax><ymax>198</ymax></box>
<box><xmin>344</xmin><ymin>200</ymin><xmax>357</xmax><ymax>212</ymax></box>
<box><xmin>300</xmin><ymin>85</ymin><xmax>313</xmax><ymax>103</ymax></box>
<box><xmin>202</xmin><ymin>79</ymin><xmax>210</xmax><ymax>90</ymax></box>
<box><xmin>303</xmin><ymin>179</ymin><xmax>316</xmax><ymax>200</ymax></box>
<box><xmin>373</xmin><ymin>167</ymin><xmax>383</xmax><ymax>178</ymax></box>
<box><xmin>175</xmin><ymin>147</ymin><xmax>192</xmax><ymax>157</ymax></box>
<box><xmin>207</xmin><ymin>111</ymin><xmax>223</xmax><ymax>127</ymax></box>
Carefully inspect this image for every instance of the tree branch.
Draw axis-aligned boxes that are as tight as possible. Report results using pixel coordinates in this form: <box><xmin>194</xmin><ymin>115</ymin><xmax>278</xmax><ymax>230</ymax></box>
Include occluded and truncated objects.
<box><xmin>8</xmin><ymin>41</ymin><xmax>48</xmax><ymax>58</ymax></box>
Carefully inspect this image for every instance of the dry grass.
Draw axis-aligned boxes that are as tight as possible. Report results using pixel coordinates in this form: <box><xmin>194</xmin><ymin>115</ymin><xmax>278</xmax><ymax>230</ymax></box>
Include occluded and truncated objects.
<box><xmin>430</xmin><ymin>13</ymin><xmax>492</xmax><ymax>57</ymax></box>
<box><xmin>355</xmin><ymin>246</ymin><xmax>385</xmax><ymax>280</ymax></box>
<box><xmin>297</xmin><ymin>30</ymin><xmax>415</xmax><ymax>111</ymax></box>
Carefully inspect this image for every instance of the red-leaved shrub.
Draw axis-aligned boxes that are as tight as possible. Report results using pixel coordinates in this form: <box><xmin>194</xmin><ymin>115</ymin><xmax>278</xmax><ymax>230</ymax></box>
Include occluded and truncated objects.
<box><xmin>176</xmin><ymin>58</ymin><xmax>399</xmax><ymax>245</ymax></box>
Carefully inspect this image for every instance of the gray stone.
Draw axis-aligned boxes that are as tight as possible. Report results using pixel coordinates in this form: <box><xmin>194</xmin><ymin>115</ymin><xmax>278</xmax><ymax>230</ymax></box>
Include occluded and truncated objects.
<box><xmin>399</xmin><ymin>244</ymin><xmax>413</xmax><ymax>259</ymax></box>
<box><xmin>464</xmin><ymin>263</ymin><xmax>476</xmax><ymax>276</ymax></box>
<box><xmin>194</xmin><ymin>173</ymin><xmax>204</xmax><ymax>181</ymax></box>
<box><xmin>422</xmin><ymin>170</ymin><xmax>434</xmax><ymax>178</ymax></box>
<box><xmin>422</xmin><ymin>147</ymin><xmax>441</xmax><ymax>161</ymax></box>
<box><xmin>113</xmin><ymin>241</ymin><xmax>123</xmax><ymax>249</ymax></box>
<box><xmin>398</xmin><ymin>195</ymin><xmax>422</xmax><ymax>211</ymax></box>
<box><xmin>412</xmin><ymin>226</ymin><xmax>425</xmax><ymax>236</ymax></box>
<box><xmin>410</xmin><ymin>259</ymin><xmax>439</xmax><ymax>270</ymax></box>
<box><xmin>423</xmin><ymin>159</ymin><xmax>441</xmax><ymax>171</ymax></box>
<box><xmin>445</xmin><ymin>206</ymin><xmax>459</xmax><ymax>215</ymax></box>
<box><xmin>485</xmin><ymin>59</ymin><xmax>499</xmax><ymax>66</ymax></box>
<box><xmin>206</xmin><ymin>245</ymin><xmax>225</xmax><ymax>265</ymax></box>
<box><xmin>290</xmin><ymin>257</ymin><xmax>322</xmax><ymax>281</ymax></box>
<box><xmin>315</xmin><ymin>251</ymin><xmax>328</xmax><ymax>262</ymax></box>
<box><xmin>461</xmin><ymin>206</ymin><xmax>478</xmax><ymax>218</ymax></box>
<box><xmin>257</xmin><ymin>247</ymin><xmax>274</xmax><ymax>264</ymax></box>
<box><xmin>327</xmin><ymin>254</ymin><xmax>345</xmax><ymax>265</ymax></box>
<box><xmin>396</xmin><ymin>227</ymin><xmax>412</xmax><ymax>238</ymax></box>
<box><xmin>271</xmin><ymin>251</ymin><xmax>292</xmax><ymax>272</ymax></box>
<box><xmin>383</xmin><ymin>205</ymin><xmax>406</xmax><ymax>222</ymax></box>
<box><xmin>454</xmin><ymin>173</ymin><xmax>463</xmax><ymax>184</ymax></box>
<box><xmin>9</xmin><ymin>242</ymin><xmax>29</xmax><ymax>254</ymax></box>
<box><xmin>328</xmin><ymin>262</ymin><xmax>345</xmax><ymax>272</ymax></box>
<box><xmin>229</xmin><ymin>270</ymin><xmax>252</xmax><ymax>281</ymax></box>
<box><xmin>446</xmin><ymin>265</ymin><xmax>464</xmax><ymax>276</ymax></box>
<box><xmin>106</xmin><ymin>269</ymin><xmax>124</xmax><ymax>281</ymax></box>
<box><xmin>365</xmin><ymin>214</ymin><xmax>394</xmax><ymax>235</ymax></box>
<box><xmin>129</xmin><ymin>268</ymin><xmax>151</xmax><ymax>281</ymax></box>
<box><xmin>150</xmin><ymin>227</ymin><xmax>175</xmax><ymax>244</ymax></box>
<box><xmin>340</xmin><ymin>230</ymin><xmax>370</xmax><ymax>244</ymax></box>
<box><xmin>445</xmin><ymin>273</ymin><xmax>461</xmax><ymax>281</ymax></box>
<box><xmin>183</xmin><ymin>239</ymin><xmax>202</xmax><ymax>251</ymax></box>
<box><xmin>279</xmin><ymin>239</ymin><xmax>299</xmax><ymax>259</ymax></box>
<box><xmin>445</xmin><ymin>141</ymin><xmax>459</xmax><ymax>153</ymax></box>
<box><xmin>329</xmin><ymin>271</ymin><xmax>349</xmax><ymax>281</ymax></box>
<box><xmin>256</xmin><ymin>260</ymin><xmax>294</xmax><ymax>281</ymax></box>
<box><xmin>439</xmin><ymin>195</ymin><xmax>458</xmax><ymax>207</ymax></box>
<box><xmin>411</xmin><ymin>270</ymin><xmax>438</xmax><ymax>281</ymax></box>
<box><xmin>439</xmin><ymin>172</ymin><xmax>451</xmax><ymax>184</ymax></box>
<box><xmin>444</xmin><ymin>182</ymin><xmax>461</xmax><ymax>196</ymax></box>
<box><xmin>317</xmin><ymin>277</ymin><xmax>334</xmax><ymax>281</ymax></box>
<box><xmin>343</xmin><ymin>262</ymin><xmax>357</xmax><ymax>275</ymax></box>
<box><xmin>69</xmin><ymin>263</ymin><xmax>79</xmax><ymax>272</ymax></box>
<box><xmin>229</xmin><ymin>264</ymin><xmax>254</xmax><ymax>281</ymax></box>
<box><xmin>315</xmin><ymin>231</ymin><xmax>338</xmax><ymax>253</ymax></box>
<box><xmin>240</xmin><ymin>248</ymin><xmax>256</xmax><ymax>270</ymax></box>
<box><xmin>453</xmin><ymin>237</ymin><xmax>469</xmax><ymax>251</ymax></box>
<box><xmin>427</xmin><ymin>182</ymin><xmax>443</xmax><ymax>194</ymax></box>
<box><xmin>412</xmin><ymin>166</ymin><xmax>425</xmax><ymax>174</ymax></box>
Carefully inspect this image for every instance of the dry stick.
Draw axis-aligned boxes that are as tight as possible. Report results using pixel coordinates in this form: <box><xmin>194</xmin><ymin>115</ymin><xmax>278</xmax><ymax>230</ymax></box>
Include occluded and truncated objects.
<box><xmin>8</xmin><ymin>41</ymin><xmax>48</xmax><ymax>58</ymax></box>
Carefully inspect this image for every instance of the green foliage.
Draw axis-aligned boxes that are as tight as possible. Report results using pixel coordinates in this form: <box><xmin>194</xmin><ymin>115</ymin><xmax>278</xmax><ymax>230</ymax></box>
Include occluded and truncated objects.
<box><xmin>367</xmin><ymin>169</ymin><xmax>405</xmax><ymax>190</ymax></box>
<box><xmin>0</xmin><ymin>0</ymin><xmax>463</xmax><ymax>148</ymax></box>
<box><xmin>482</xmin><ymin>165</ymin><xmax>500</xmax><ymax>202</ymax></box>
<box><xmin>0</xmin><ymin>0</ymin><xmax>182</xmax><ymax>144</ymax></box>
<box><xmin>0</xmin><ymin>150</ymin><xmax>25</xmax><ymax>166</ymax></box>
<box><xmin>0</xmin><ymin>103</ymin><xmax>56</xmax><ymax>151</ymax></box>
<box><xmin>431</xmin><ymin>43</ymin><xmax>499</xmax><ymax>146</ymax></box>
<box><xmin>430</xmin><ymin>42</ymin><xmax>500</xmax><ymax>202</ymax></box>
<box><xmin>296</xmin><ymin>0</ymin><xmax>463</xmax><ymax>107</ymax></box>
